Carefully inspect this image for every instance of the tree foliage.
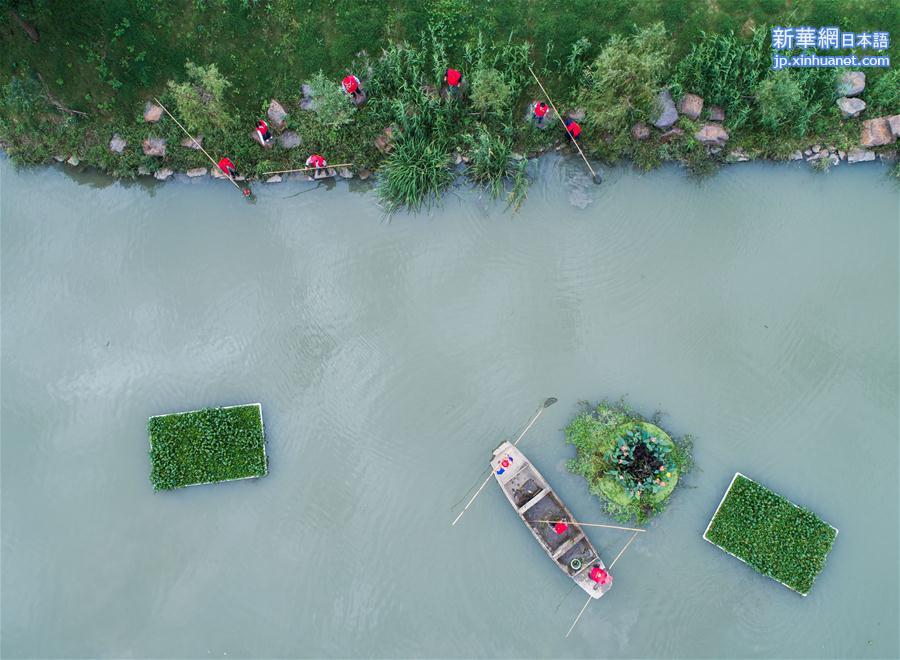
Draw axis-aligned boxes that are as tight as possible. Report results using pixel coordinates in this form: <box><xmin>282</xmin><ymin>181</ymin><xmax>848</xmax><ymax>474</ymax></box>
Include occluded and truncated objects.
<box><xmin>166</xmin><ymin>61</ymin><xmax>232</xmax><ymax>133</ymax></box>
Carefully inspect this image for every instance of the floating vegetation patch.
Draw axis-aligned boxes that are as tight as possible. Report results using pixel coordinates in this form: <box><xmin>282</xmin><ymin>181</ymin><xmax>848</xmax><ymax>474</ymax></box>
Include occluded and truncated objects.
<box><xmin>148</xmin><ymin>404</ymin><xmax>267</xmax><ymax>491</ymax></box>
<box><xmin>704</xmin><ymin>473</ymin><xmax>838</xmax><ymax>596</ymax></box>
<box><xmin>566</xmin><ymin>400</ymin><xmax>693</xmax><ymax>522</ymax></box>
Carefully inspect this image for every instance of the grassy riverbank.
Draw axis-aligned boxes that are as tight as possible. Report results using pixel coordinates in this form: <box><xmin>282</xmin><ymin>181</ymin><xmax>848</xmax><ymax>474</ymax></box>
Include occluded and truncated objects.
<box><xmin>1</xmin><ymin>1</ymin><xmax>898</xmax><ymax>208</ymax></box>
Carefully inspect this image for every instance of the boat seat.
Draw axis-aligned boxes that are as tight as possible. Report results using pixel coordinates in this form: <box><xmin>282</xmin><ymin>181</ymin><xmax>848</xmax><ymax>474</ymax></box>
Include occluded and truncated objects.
<box><xmin>517</xmin><ymin>487</ymin><xmax>549</xmax><ymax>515</ymax></box>
<box><xmin>552</xmin><ymin>532</ymin><xmax>585</xmax><ymax>560</ymax></box>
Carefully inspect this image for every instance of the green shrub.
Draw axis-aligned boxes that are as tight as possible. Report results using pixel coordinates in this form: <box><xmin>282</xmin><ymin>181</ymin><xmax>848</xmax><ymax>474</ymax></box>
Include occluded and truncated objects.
<box><xmin>469</xmin><ymin>67</ymin><xmax>514</xmax><ymax>116</ymax></box>
<box><xmin>376</xmin><ymin>134</ymin><xmax>454</xmax><ymax>213</ymax></box>
<box><xmin>671</xmin><ymin>30</ymin><xmax>768</xmax><ymax>129</ymax></box>
<box><xmin>166</xmin><ymin>61</ymin><xmax>232</xmax><ymax>133</ymax></box>
<box><xmin>704</xmin><ymin>473</ymin><xmax>838</xmax><ymax>595</ymax></box>
<box><xmin>866</xmin><ymin>69</ymin><xmax>900</xmax><ymax>115</ymax></box>
<box><xmin>575</xmin><ymin>22</ymin><xmax>671</xmax><ymax>157</ymax></box>
<box><xmin>148</xmin><ymin>404</ymin><xmax>267</xmax><ymax>491</ymax></box>
<box><xmin>566</xmin><ymin>400</ymin><xmax>693</xmax><ymax>523</ymax></box>
<box><xmin>305</xmin><ymin>70</ymin><xmax>356</xmax><ymax>127</ymax></box>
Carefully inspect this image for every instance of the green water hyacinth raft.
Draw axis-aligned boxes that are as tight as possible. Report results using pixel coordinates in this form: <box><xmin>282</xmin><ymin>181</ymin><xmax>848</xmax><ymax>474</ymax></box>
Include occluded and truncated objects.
<box><xmin>704</xmin><ymin>473</ymin><xmax>838</xmax><ymax>596</ymax></box>
<box><xmin>148</xmin><ymin>404</ymin><xmax>267</xmax><ymax>491</ymax></box>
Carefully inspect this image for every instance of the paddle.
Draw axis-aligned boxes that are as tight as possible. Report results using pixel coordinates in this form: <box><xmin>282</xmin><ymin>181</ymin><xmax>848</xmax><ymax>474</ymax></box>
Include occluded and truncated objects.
<box><xmin>527</xmin><ymin>66</ymin><xmax>602</xmax><ymax>185</ymax></box>
<box><xmin>536</xmin><ymin>520</ymin><xmax>645</xmax><ymax>534</ymax></box>
<box><xmin>564</xmin><ymin>529</ymin><xmax>642</xmax><ymax>638</ymax></box>
<box><xmin>450</xmin><ymin>397</ymin><xmax>557</xmax><ymax>527</ymax></box>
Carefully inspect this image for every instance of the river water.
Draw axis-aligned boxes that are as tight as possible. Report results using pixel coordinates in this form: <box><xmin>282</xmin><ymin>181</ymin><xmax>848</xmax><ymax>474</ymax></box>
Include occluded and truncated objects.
<box><xmin>1</xmin><ymin>156</ymin><xmax>898</xmax><ymax>659</ymax></box>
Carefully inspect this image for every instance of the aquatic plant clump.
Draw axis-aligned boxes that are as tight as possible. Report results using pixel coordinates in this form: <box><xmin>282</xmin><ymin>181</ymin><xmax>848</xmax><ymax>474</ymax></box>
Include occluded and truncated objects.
<box><xmin>566</xmin><ymin>400</ymin><xmax>693</xmax><ymax>522</ymax></box>
<box><xmin>703</xmin><ymin>473</ymin><xmax>837</xmax><ymax>596</ymax></box>
<box><xmin>148</xmin><ymin>404</ymin><xmax>267</xmax><ymax>491</ymax></box>
<box><xmin>604</xmin><ymin>425</ymin><xmax>677</xmax><ymax>499</ymax></box>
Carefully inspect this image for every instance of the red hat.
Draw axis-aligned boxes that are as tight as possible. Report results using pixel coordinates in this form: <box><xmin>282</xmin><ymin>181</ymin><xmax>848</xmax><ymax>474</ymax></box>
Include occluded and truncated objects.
<box><xmin>342</xmin><ymin>75</ymin><xmax>359</xmax><ymax>94</ymax></box>
<box><xmin>446</xmin><ymin>68</ymin><xmax>462</xmax><ymax>86</ymax></box>
<box><xmin>589</xmin><ymin>566</ymin><xmax>609</xmax><ymax>583</ymax></box>
<box><xmin>554</xmin><ymin>521</ymin><xmax>569</xmax><ymax>534</ymax></box>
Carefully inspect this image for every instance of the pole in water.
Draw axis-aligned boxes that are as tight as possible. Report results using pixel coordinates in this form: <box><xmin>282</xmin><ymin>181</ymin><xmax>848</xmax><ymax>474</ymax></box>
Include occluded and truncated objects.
<box><xmin>565</xmin><ymin>594</ymin><xmax>592</xmax><ymax>638</ymax></box>
<box><xmin>450</xmin><ymin>396</ymin><xmax>557</xmax><ymax>526</ymax></box>
<box><xmin>535</xmin><ymin>520</ymin><xmax>645</xmax><ymax>534</ymax></box>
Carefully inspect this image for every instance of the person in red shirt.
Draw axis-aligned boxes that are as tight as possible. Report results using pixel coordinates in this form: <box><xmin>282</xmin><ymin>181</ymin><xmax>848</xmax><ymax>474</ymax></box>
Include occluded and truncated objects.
<box><xmin>255</xmin><ymin>119</ymin><xmax>272</xmax><ymax>145</ymax></box>
<box><xmin>218</xmin><ymin>156</ymin><xmax>238</xmax><ymax>178</ymax></box>
<box><xmin>445</xmin><ymin>68</ymin><xmax>463</xmax><ymax>98</ymax></box>
<box><xmin>306</xmin><ymin>153</ymin><xmax>327</xmax><ymax>177</ymax></box>
<box><xmin>342</xmin><ymin>74</ymin><xmax>362</xmax><ymax>99</ymax></box>
<box><xmin>532</xmin><ymin>101</ymin><xmax>549</xmax><ymax>125</ymax></box>
<box><xmin>564</xmin><ymin>117</ymin><xmax>581</xmax><ymax>140</ymax></box>
<box><xmin>589</xmin><ymin>565</ymin><xmax>611</xmax><ymax>586</ymax></box>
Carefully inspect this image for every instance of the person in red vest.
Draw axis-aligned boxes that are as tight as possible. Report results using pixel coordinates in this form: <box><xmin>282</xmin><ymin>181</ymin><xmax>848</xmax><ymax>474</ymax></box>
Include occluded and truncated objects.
<box><xmin>342</xmin><ymin>74</ymin><xmax>362</xmax><ymax>99</ymax></box>
<box><xmin>589</xmin><ymin>565</ymin><xmax>611</xmax><ymax>586</ymax></box>
<box><xmin>255</xmin><ymin>119</ymin><xmax>272</xmax><ymax>145</ymax></box>
<box><xmin>306</xmin><ymin>153</ymin><xmax>328</xmax><ymax>177</ymax></box>
<box><xmin>532</xmin><ymin>101</ymin><xmax>549</xmax><ymax>125</ymax></box>
<box><xmin>564</xmin><ymin>117</ymin><xmax>581</xmax><ymax>140</ymax></box>
<box><xmin>553</xmin><ymin>521</ymin><xmax>569</xmax><ymax>534</ymax></box>
<box><xmin>445</xmin><ymin>68</ymin><xmax>463</xmax><ymax>97</ymax></box>
<box><xmin>218</xmin><ymin>156</ymin><xmax>238</xmax><ymax>178</ymax></box>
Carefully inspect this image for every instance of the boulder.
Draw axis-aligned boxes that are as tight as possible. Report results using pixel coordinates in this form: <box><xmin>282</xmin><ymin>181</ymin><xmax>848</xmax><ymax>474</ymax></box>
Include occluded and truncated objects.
<box><xmin>708</xmin><ymin>105</ymin><xmax>725</xmax><ymax>122</ymax></box>
<box><xmin>300</xmin><ymin>84</ymin><xmax>317</xmax><ymax>111</ymax></box>
<box><xmin>836</xmin><ymin>97</ymin><xmax>866</xmax><ymax>118</ymax></box>
<box><xmin>154</xmin><ymin>168</ymin><xmax>173</xmax><ymax>181</ymax></box>
<box><xmin>109</xmin><ymin>134</ymin><xmax>127</xmax><ymax>154</ymax></box>
<box><xmin>847</xmin><ymin>147</ymin><xmax>876</xmax><ymax>163</ymax></box>
<box><xmin>66</xmin><ymin>155</ymin><xmax>80</xmax><ymax>166</ymax></box>
<box><xmin>267</xmin><ymin>99</ymin><xmax>288</xmax><ymax>129</ymax></box>
<box><xmin>53</xmin><ymin>155</ymin><xmax>65</xmax><ymax>162</ymax></box>
<box><xmin>278</xmin><ymin>130</ymin><xmax>302</xmax><ymax>149</ymax></box>
<box><xmin>180</xmin><ymin>135</ymin><xmax>203</xmax><ymax>150</ymax></box>
<box><xmin>887</xmin><ymin>114</ymin><xmax>900</xmax><ymax>139</ymax></box>
<box><xmin>567</xmin><ymin>108</ymin><xmax>586</xmax><ymax>121</ymax></box>
<box><xmin>137</xmin><ymin>165</ymin><xmax>151</xmax><ymax>176</ymax></box>
<box><xmin>266</xmin><ymin>175</ymin><xmax>283</xmax><ymax>183</ymax></box>
<box><xmin>631</xmin><ymin>122</ymin><xmax>650</xmax><ymax>140</ymax></box>
<box><xmin>789</xmin><ymin>150</ymin><xmax>803</xmax><ymax>161</ymax></box>
<box><xmin>210</xmin><ymin>167</ymin><xmax>227</xmax><ymax>179</ymax></box>
<box><xmin>374</xmin><ymin>126</ymin><xmax>395</xmax><ymax>154</ymax></box>
<box><xmin>143</xmin><ymin>101</ymin><xmax>163</xmax><ymax>122</ymax></box>
<box><xmin>186</xmin><ymin>167</ymin><xmax>207</xmax><ymax>177</ymax></box>
<box><xmin>677</xmin><ymin>93</ymin><xmax>704</xmax><ymax>120</ymax></box>
<box><xmin>695</xmin><ymin>123</ymin><xmax>729</xmax><ymax>147</ymax></box>
<box><xmin>338</xmin><ymin>167</ymin><xmax>354</xmax><ymax>179</ymax></box>
<box><xmin>357</xmin><ymin>168</ymin><xmax>372</xmax><ymax>181</ymax></box>
<box><xmin>836</xmin><ymin>71</ymin><xmax>865</xmax><ymax>97</ymax></box>
<box><xmin>860</xmin><ymin>117</ymin><xmax>894</xmax><ymax>147</ymax></box>
<box><xmin>659</xmin><ymin>127</ymin><xmax>684</xmax><ymax>143</ymax></box>
<box><xmin>652</xmin><ymin>89</ymin><xmax>678</xmax><ymax>129</ymax></box>
<box><xmin>727</xmin><ymin>149</ymin><xmax>750</xmax><ymax>162</ymax></box>
<box><xmin>142</xmin><ymin>137</ymin><xmax>166</xmax><ymax>157</ymax></box>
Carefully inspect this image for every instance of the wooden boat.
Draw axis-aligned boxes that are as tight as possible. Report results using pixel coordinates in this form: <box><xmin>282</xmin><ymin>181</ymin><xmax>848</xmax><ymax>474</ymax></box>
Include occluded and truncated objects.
<box><xmin>492</xmin><ymin>441</ymin><xmax>613</xmax><ymax>599</ymax></box>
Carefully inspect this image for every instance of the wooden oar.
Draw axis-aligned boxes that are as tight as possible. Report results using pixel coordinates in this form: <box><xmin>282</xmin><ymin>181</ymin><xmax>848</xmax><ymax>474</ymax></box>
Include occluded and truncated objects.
<box><xmin>536</xmin><ymin>520</ymin><xmax>645</xmax><ymax>533</ymax></box>
<box><xmin>527</xmin><ymin>66</ymin><xmax>602</xmax><ymax>185</ymax></box>
<box><xmin>565</xmin><ymin>531</ymin><xmax>641</xmax><ymax>638</ymax></box>
<box><xmin>262</xmin><ymin>163</ymin><xmax>353</xmax><ymax>175</ymax></box>
<box><xmin>450</xmin><ymin>397</ymin><xmax>558</xmax><ymax>527</ymax></box>
<box><xmin>152</xmin><ymin>97</ymin><xmax>250</xmax><ymax>197</ymax></box>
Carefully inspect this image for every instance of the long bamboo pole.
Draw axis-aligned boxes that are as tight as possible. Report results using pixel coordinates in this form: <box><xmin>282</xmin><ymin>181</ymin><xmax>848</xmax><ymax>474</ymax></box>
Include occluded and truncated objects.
<box><xmin>527</xmin><ymin>66</ymin><xmax>600</xmax><ymax>183</ymax></box>
<box><xmin>152</xmin><ymin>97</ymin><xmax>248</xmax><ymax>196</ymax></box>
<box><xmin>262</xmin><ymin>163</ymin><xmax>353</xmax><ymax>176</ymax></box>
<box><xmin>608</xmin><ymin>530</ymin><xmax>640</xmax><ymax>569</ymax></box>
<box><xmin>535</xmin><ymin>520</ymin><xmax>645</xmax><ymax>533</ymax></box>
<box><xmin>565</xmin><ymin>595</ymin><xmax>592</xmax><ymax>638</ymax></box>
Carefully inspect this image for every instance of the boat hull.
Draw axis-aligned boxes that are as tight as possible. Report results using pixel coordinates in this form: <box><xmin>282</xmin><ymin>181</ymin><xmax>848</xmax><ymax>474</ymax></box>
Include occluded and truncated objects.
<box><xmin>491</xmin><ymin>441</ymin><xmax>612</xmax><ymax>599</ymax></box>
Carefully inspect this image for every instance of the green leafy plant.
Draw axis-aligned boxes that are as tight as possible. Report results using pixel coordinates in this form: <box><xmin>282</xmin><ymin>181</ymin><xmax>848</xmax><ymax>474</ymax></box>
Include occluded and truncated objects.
<box><xmin>603</xmin><ymin>425</ymin><xmax>677</xmax><ymax>498</ymax></box>
<box><xmin>305</xmin><ymin>70</ymin><xmax>356</xmax><ymax>127</ymax></box>
<box><xmin>166</xmin><ymin>61</ymin><xmax>232</xmax><ymax>133</ymax></box>
<box><xmin>566</xmin><ymin>400</ymin><xmax>693</xmax><ymax>522</ymax></box>
<box><xmin>704</xmin><ymin>473</ymin><xmax>838</xmax><ymax>595</ymax></box>
<box><xmin>463</xmin><ymin>126</ymin><xmax>529</xmax><ymax>206</ymax></box>
<box><xmin>468</xmin><ymin>67</ymin><xmax>513</xmax><ymax>117</ymax></box>
<box><xmin>671</xmin><ymin>30</ymin><xmax>768</xmax><ymax>130</ymax></box>
<box><xmin>575</xmin><ymin>22</ymin><xmax>671</xmax><ymax>157</ymax></box>
<box><xmin>376</xmin><ymin>134</ymin><xmax>454</xmax><ymax>213</ymax></box>
<box><xmin>148</xmin><ymin>404</ymin><xmax>267</xmax><ymax>491</ymax></box>
<box><xmin>865</xmin><ymin>68</ymin><xmax>900</xmax><ymax>115</ymax></box>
